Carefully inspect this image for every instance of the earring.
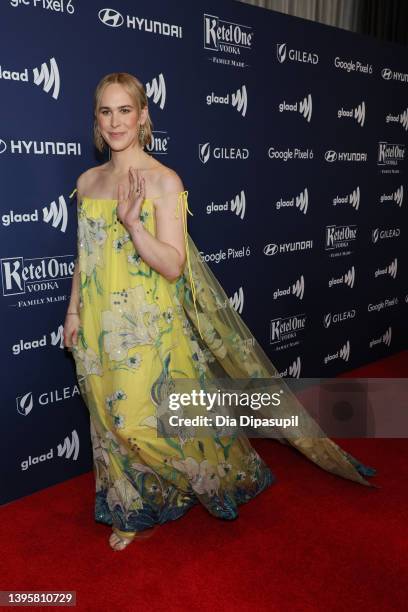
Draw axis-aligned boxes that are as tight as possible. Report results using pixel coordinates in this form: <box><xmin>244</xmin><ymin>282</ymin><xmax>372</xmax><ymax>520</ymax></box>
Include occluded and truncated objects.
<box><xmin>139</xmin><ymin>124</ymin><xmax>145</xmax><ymax>146</ymax></box>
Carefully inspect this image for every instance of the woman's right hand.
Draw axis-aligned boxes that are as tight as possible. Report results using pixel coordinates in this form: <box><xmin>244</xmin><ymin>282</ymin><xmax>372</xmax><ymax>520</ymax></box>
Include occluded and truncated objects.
<box><xmin>64</xmin><ymin>312</ymin><xmax>80</xmax><ymax>351</ymax></box>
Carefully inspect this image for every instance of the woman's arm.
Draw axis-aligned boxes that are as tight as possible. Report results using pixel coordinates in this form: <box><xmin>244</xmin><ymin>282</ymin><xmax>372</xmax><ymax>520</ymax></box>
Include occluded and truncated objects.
<box><xmin>128</xmin><ymin>173</ymin><xmax>187</xmax><ymax>282</ymax></box>
<box><xmin>67</xmin><ymin>176</ymin><xmax>84</xmax><ymax>313</ymax></box>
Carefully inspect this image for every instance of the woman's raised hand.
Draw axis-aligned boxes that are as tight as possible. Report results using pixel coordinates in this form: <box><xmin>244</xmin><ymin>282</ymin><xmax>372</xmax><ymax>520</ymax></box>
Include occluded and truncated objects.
<box><xmin>116</xmin><ymin>167</ymin><xmax>146</xmax><ymax>231</ymax></box>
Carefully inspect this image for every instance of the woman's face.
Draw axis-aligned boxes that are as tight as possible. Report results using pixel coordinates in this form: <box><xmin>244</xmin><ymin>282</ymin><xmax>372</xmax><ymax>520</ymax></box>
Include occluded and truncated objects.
<box><xmin>97</xmin><ymin>83</ymin><xmax>146</xmax><ymax>152</ymax></box>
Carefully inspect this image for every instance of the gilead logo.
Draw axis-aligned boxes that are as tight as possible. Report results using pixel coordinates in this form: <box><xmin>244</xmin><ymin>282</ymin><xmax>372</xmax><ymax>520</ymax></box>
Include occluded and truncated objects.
<box><xmin>21</xmin><ymin>430</ymin><xmax>80</xmax><ymax>471</ymax></box>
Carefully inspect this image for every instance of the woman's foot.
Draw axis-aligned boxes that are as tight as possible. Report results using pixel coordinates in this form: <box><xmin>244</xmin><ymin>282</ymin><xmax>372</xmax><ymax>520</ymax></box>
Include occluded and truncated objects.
<box><xmin>109</xmin><ymin>528</ymin><xmax>137</xmax><ymax>551</ymax></box>
<box><xmin>109</xmin><ymin>525</ymin><xmax>158</xmax><ymax>550</ymax></box>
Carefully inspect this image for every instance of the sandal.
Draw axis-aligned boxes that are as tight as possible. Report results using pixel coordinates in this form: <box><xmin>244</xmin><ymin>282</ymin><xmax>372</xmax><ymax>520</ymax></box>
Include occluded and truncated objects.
<box><xmin>109</xmin><ymin>525</ymin><xmax>158</xmax><ymax>551</ymax></box>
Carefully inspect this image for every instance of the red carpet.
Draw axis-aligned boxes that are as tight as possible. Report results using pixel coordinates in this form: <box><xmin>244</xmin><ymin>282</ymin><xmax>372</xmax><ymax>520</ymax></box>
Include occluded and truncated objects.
<box><xmin>1</xmin><ymin>351</ymin><xmax>407</xmax><ymax>612</ymax></box>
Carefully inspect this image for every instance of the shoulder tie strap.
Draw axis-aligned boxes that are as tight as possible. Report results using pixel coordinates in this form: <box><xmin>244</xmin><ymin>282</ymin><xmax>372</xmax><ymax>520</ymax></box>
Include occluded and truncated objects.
<box><xmin>174</xmin><ymin>190</ymin><xmax>204</xmax><ymax>341</ymax></box>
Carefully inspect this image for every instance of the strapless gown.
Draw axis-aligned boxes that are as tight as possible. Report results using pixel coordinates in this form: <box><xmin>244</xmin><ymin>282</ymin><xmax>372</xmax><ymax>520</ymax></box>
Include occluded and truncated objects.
<box><xmin>68</xmin><ymin>187</ymin><xmax>377</xmax><ymax>534</ymax></box>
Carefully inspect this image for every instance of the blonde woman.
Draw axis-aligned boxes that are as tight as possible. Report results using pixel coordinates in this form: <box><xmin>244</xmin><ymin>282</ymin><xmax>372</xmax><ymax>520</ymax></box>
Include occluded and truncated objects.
<box><xmin>64</xmin><ymin>72</ymin><xmax>376</xmax><ymax>551</ymax></box>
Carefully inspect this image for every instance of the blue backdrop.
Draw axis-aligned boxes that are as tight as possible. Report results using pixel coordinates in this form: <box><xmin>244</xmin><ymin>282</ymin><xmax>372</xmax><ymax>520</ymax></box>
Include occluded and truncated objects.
<box><xmin>1</xmin><ymin>0</ymin><xmax>407</xmax><ymax>505</ymax></box>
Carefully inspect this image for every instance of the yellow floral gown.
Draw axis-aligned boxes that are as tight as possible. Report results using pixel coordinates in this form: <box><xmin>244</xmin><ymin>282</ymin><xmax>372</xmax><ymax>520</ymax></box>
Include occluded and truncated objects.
<box><xmin>69</xmin><ymin>187</ymin><xmax>377</xmax><ymax>534</ymax></box>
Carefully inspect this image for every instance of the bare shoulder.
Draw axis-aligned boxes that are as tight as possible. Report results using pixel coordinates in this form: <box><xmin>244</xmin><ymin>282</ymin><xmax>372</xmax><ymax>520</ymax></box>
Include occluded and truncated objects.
<box><xmin>76</xmin><ymin>166</ymin><xmax>101</xmax><ymax>198</ymax></box>
<box><xmin>154</xmin><ymin>166</ymin><xmax>185</xmax><ymax>202</ymax></box>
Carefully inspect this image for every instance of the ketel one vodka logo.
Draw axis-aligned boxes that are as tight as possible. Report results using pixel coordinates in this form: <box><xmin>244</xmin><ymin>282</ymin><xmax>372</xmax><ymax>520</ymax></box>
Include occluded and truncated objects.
<box><xmin>377</xmin><ymin>142</ymin><xmax>405</xmax><ymax>166</ymax></box>
<box><xmin>1</xmin><ymin>255</ymin><xmax>74</xmax><ymax>296</ymax></box>
<box><xmin>206</xmin><ymin>85</ymin><xmax>248</xmax><ymax>117</ymax></box>
<box><xmin>146</xmin><ymin>73</ymin><xmax>166</xmax><ymax>110</ymax></box>
<box><xmin>20</xmin><ymin>430</ymin><xmax>80</xmax><ymax>471</ymax></box>
<box><xmin>203</xmin><ymin>13</ymin><xmax>253</xmax><ymax>54</ymax></box>
<box><xmin>1</xmin><ymin>195</ymin><xmax>69</xmax><ymax>232</ymax></box>
<box><xmin>325</xmin><ymin>225</ymin><xmax>357</xmax><ymax>251</ymax></box>
<box><xmin>278</xmin><ymin>94</ymin><xmax>312</xmax><ymax>123</ymax></box>
<box><xmin>145</xmin><ymin>131</ymin><xmax>169</xmax><ymax>156</ymax></box>
<box><xmin>0</xmin><ymin>57</ymin><xmax>60</xmax><ymax>100</ymax></box>
<box><xmin>270</xmin><ymin>314</ymin><xmax>306</xmax><ymax>346</ymax></box>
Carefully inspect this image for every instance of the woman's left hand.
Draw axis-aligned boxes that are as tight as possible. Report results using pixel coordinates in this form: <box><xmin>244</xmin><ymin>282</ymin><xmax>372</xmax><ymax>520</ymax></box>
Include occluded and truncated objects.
<box><xmin>116</xmin><ymin>167</ymin><xmax>146</xmax><ymax>231</ymax></box>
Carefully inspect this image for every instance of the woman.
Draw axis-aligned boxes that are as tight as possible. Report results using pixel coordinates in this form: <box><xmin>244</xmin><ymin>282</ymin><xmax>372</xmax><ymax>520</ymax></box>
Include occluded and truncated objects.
<box><xmin>64</xmin><ymin>72</ymin><xmax>376</xmax><ymax>551</ymax></box>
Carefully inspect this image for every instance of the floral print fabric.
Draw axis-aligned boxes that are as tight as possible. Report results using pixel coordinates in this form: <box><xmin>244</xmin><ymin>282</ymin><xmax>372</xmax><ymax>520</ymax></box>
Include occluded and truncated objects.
<box><xmin>72</xmin><ymin>193</ymin><xmax>275</xmax><ymax>533</ymax></box>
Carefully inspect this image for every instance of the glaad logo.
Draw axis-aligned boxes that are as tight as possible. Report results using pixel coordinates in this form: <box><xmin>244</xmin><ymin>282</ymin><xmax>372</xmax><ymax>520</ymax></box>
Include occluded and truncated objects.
<box><xmin>372</xmin><ymin>227</ymin><xmax>400</xmax><ymax>243</ymax></box>
<box><xmin>338</xmin><ymin>101</ymin><xmax>366</xmax><ymax>126</ymax></box>
<box><xmin>276</xmin><ymin>43</ymin><xmax>318</xmax><ymax>65</ymax></box>
<box><xmin>2</xmin><ymin>195</ymin><xmax>68</xmax><ymax>232</ymax></box>
<box><xmin>276</xmin><ymin>188</ymin><xmax>308</xmax><ymax>213</ymax></box>
<box><xmin>199</xmin><ymin>142</ymin><xmax>249</xmax><ymax>163</ymax></box>
<box><xmin>1</xmin><ymin>255</ymin><xmax>75</xmax><ymax>297</ymax></box>
<box><xmin>270</xmin><ymin>314</ymin><xmax>306</xmax><ymax>346</ymax></box>
<box><xmin>229</xmin><ymin>287</ymin><xmax>244</xmax><ymax>314</ymax></box>
<box><xmin>204</xmin><ymin>14</ymin><xmax>253</xmax><ymax>54</ymax></box>
<box><xmin>381</xmin><ymin>67</ymin><xmax>408</xmax><ymax>83</ymax></box>
<box><xmin>374</xmin><ymin>258</ymin><xmax>398</xmax><ymax>279</ymax></box>
<box><xmin>206</xmin><ymin>190</ymin><xmax>246</xmax><ymax>219</ymax></box>
<box><xmin>323</xmin><ymin>309</ymin><xmax>356</xmax><ymax>328</ymax></box>
<box><xmin>12</xmin><ymin>325</ymin><xmax>64</xmax><ymax>355</ymax></box>
<box><xmin>369</xmin><ymin>326</ymin><xmax>392</xmax><ymax>349</ymax></box>
<box><xmin>273</xmin><ymin>275</ymin><xmax>305</xmax><ymax>300</ymax></box>
<box><xmin>380</xmin><ymin>185</ymin><xmax>403</xmax><ymax>207</ymax></box>
<box><xmin>263</xmin><ymin>239</ymin><xmax>313</xmax><ymax>256</ymax></box>
<box><xmin>385</xmin><ymin>108</ymin><xmax>408</xmax><ymax>130</ymax></box>
<box><xmin>279</xmin><ymin>94</ymin><xmax>312</xmax><ymax>122</ymax></box>
<box><xmin>333</xmin><ymin>186</ymin><xmax>360</xmax><ymax>210</ymax></box>
<box><xmin>278</xmin><ymin>356</ymin><xmax>302</xmax><ymax>379</ymax></box>
<box><xmin>146</xmin><ymin>73</ymin><xmax>166</xmax><ymax>110</ymax></box>
<box><xmin>377</xmin><ymin>142</ymin><xmax>405</xmax><ymax>166</ymax></box>
<box><xmin>0</xmin><ymin>57</ymin><xmax>60</xmax><ymax>99</ymax></box>
<box><xmin>325</xmin><ymin>225</ymin><xmax>357</xmax><ymax>250</ymax></box>
<box><xmin>20</xmin><ymin>430</ymin><xmax>80</xmax><ymax>472</ymax></box>
<box><xmin>98</xmin><ymin>8</ymin><xmax>183</xmax><ymax>38</ymax></box>
<box><xmin>324</xmin><ymin>340</ymin><xmax>351</xmax><ymax>365</ymax></box>
<box><xmin>328</xmin><ymin>265</ymin><xmax>356</xmax><ymax>289</ymax></box>
<box><xmin>206</xmin><ymin>86</ymin><xmax>248</xmax><ymax>117</ymax></box>
<box><xmin>324</xmin><ymin>150</ymin><xmax>367</xmax><ymax>162</ymax></box>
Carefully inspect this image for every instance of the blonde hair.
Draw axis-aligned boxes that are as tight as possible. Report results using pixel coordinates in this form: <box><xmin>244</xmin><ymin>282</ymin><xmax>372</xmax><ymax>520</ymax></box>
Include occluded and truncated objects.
<box><xmin>93</xmin><ymin>72</ymin><xmax>153</xmax><ymax>153</ymax></box>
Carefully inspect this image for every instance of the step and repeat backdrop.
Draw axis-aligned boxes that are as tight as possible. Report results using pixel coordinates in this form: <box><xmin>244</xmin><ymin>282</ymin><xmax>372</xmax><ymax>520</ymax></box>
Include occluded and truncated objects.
<box><xmin>1</xmin><ymin>0</ymin><xmax>407</xmax><ymax>504</ymax></box>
